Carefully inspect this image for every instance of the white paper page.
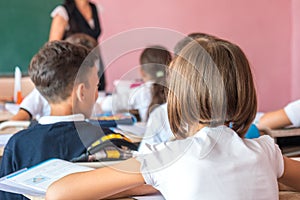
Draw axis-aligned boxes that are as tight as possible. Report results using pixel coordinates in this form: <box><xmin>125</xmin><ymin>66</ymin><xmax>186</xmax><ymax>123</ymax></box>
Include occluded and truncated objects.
<box><xmin>0</xmin><ymin>134</ymin><xmax>13</xmax><ymax>146</ymax></box>
<box><xmin>0</xmin><ymin>159</ymin><xmax>93</xmax><ymax>196</ymax></box>
<box><xmin>4</xmin><ymin>103</ymin><xmax>20</xmax><ymax>115</ymax></box>
<box><xmin>117</xmin><ymin>122</ymin><xmax>146</xmax><ymax>136</ymax></box>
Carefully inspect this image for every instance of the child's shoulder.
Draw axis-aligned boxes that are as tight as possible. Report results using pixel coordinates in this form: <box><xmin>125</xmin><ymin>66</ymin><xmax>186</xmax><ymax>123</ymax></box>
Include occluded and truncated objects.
<box><xmin>251</xmin><ymin>134</ymin><xmax>276</xmax><ymax>146</ymax></box>
<box><xmin>247</xmin><ymin>135</ymin><xmax>281</xmax><ymax>158</ymax></box>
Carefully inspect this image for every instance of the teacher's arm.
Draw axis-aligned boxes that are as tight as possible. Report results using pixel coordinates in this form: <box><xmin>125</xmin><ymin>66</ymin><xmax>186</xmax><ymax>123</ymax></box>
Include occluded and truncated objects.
<box><xmin>49</xmin><ymin>15</ymin><xmax>67</xmax><ymax>41</ymax></box>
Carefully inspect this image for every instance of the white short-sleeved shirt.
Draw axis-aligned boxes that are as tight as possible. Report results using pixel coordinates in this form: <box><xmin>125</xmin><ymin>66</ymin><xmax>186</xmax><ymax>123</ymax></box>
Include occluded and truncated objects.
<box><xmin>139</xmin><ymin>104</ymin><xmax>174</xmax><ymax>153</ymax></box>
<box><xmin>137</xmin><ymin>126</ymin><xmax>284</xmax><ymax>200</ymax></box>
<box><xmin>128</xmin><ymin>81</ymin><xmax>153</xmax><ymax>122</ymax></box>
<box><xmin>20</xmin><ymin>88</ymin><xmax>50</xmax><ymax>120</ymax></box>
<box><xmin>97</xmin><ymin>81</ymin><xmax>153</xmax><ymax>121</ymax></box>
<box><xmin>51</xmin><ymin>5</ymin><xmax>95</xmax><ymax>30</ymax></box>
<box><xmin>284</xmin><ymin>99</ymin><xmax>300</xmax><ymax>127</ymax></box>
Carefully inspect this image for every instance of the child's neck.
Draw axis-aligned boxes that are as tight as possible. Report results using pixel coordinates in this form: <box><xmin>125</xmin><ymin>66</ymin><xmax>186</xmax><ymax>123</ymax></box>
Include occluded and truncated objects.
<box><xmin>50</xmin><ymin>102</ymin><xmax>73</xmax><ymax>116</ymax></box>
<box><xmin>188</xmin><ymin>123</ymin><xmax>206</xmax><ymax>136</ymax></box>
<box><xmin>142</xmin><ymin>76</ymin><xmax>151</xmax><ymax>83</ymax></box>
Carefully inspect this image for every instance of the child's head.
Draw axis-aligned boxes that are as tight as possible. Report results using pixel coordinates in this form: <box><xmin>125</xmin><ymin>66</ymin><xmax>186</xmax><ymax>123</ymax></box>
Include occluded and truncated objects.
<box><xmin>167</xmin><ymin>38</ymin><xmax>257</xmax><ymax>138</ymax></box>
<box><xmin>139</xmin><ymin>46</ymin><xmax>172</xmax><ymax>82</ymax></box>
<box><xmin>139</xmin><ymin>46</ymin><xmax>171</xmax><ymax>119</ymax></box>
<box><xmin>174</xmin><ymin>32</ymin><xmax>217</xmax><ymax>56</ymax></box>
<box><xmin>29</xmin><ymin>41</ymin><xmax>99</xmax><ymax>117</ymax></box>
<box><xmin>65</xmin><ymin>33</ymin><xmax>98</xmax><ymax>51</ymax></box>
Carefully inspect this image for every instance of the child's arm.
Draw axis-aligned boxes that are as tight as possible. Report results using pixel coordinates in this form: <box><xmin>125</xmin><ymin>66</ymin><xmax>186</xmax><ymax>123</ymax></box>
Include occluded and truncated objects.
<box><xmin>105</xmin><ymin>184</ymin><xmax>159</xmax><ymax>199</ymax></box>
<box><xmin>10</xmin><ymin>109</ymin><xmax>31</xmax><ymax>121</ymax></box>
<box><xmin>257</xmin><ymin>109</ymin><xmax>292</xmax><ymax>130</ymax></box>
<box><xmin>49</xmin><ymin>14</ymin><xmax>67</xmax><ymax>41</ymax></box>
<box><xmin>46</xmin><ymin>158</ymin><xmax>150</xmax><ymax>200</ymax></box>
<box><xmin>278</xmin><ymin>156</ymin><xmax>300</xmax><ymax>191</ymax></box>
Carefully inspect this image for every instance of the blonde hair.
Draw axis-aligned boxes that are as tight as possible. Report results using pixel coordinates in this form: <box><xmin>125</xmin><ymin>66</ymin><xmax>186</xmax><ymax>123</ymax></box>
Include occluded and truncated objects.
<box><xmin>167</xmin><ymin>39</ymin><xmax>257</xmax><ymax>138</ymax></box>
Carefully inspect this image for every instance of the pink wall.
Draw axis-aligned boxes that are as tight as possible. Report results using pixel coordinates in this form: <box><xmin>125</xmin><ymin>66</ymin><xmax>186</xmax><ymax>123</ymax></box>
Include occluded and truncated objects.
<box><xmin>93</xmin><ymin>0</ymin><xmax>295</xmax><ymax>111</ymax></box>
<box><xmin>291</xmin><ymin>0</ymin><xmax>300</xmax><ymax>101</ymax></box>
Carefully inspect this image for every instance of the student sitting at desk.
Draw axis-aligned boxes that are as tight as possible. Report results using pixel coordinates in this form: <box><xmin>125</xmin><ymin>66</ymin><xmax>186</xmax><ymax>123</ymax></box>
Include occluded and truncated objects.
<box><xmin>130</xmin><ymin>46</ymin><xmax>171</xmax><ymax>122</ymax></box>
<box><xmin>10</xmin><ymin>33</ymin><xmax>99</xmax><ymax>121</ymax></box>
<box><xmin>47</xmin><ymin>38</ymin><xmax>300</xmax><ymax>199</ymax></box>
<box><xmin>257</xmin><ymin>99</ymin><xmax>300</xmax><ymax>148</ymax></box>
<box><xmin>9</xmin><ymin>87</ymin><xmax>49</xmax><ymax>121</ymax></box>
<box><xmin>257</xmin><ymin>99</ymin><xmax>300</xmax><ymax>129</ymax></box>
<box><xmin>100</xmin><ymin>46</ymin><xmax>172</xmax><ymax>122</ymax></box>
<box><xmin>0</xmin><ymin>41</ymin><xmax>112</xmax><ymax>200</ymax></box>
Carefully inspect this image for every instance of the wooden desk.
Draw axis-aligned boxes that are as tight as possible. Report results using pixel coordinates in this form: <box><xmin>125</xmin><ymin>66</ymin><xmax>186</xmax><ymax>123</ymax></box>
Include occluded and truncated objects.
<box><xmin>279</xmin><ymin>191</ymin><xmax>300</xmax><ymax>200</ymax></box>
<box><xmin>261</xmin><ymin>127</ymin><xmax>300</xmax><ymax>138</ymax></box>
<box><xmin>25</xmin><ymin>188</ymin><xmax>300</xmax><ymax>200</ymax></box>
<box><xmin>0</xmin><ymin>76</ymin><xmax>34</xmax><ymax>99</ymax></box>
<box><xmin>0</xmin><ymin>110</ymin><xmax>13</xmax><ymax>122</ymax></box>
<box><xmin>260</xmin><ymin>128</ymin><xmax>300</xmax><ymax>156</ymax></box>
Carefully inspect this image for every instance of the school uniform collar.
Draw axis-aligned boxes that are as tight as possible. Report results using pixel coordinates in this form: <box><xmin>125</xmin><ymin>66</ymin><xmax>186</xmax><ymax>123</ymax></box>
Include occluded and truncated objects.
<box><xmin>38</xmin><ymin>114</ymin><xmax>85</xmax><ymax>125</ymax></box>
<box><xmin>145</xmin><ymin>80</ymin><xmax>154</xmax><ymax>86</ymax></box>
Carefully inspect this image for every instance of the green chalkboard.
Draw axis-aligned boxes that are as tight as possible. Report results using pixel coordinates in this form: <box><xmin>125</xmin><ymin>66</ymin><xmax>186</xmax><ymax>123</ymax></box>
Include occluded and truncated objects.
<box><xmin>0</xmin><ymin>0</ymin><xmax>61</xmax><ymax>75</ymax></box>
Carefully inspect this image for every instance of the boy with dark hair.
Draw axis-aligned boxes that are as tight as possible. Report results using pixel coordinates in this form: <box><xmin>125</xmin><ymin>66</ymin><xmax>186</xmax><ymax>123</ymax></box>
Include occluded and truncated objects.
<box><xmin>0</xmin><ymin>41</ymin><xmax>110</xmax><ymax>200</ymax></box>
<box><xmin>11</xmin><ymin>33</ymin><xmax>101</xmax><ymax>121</ymax></box>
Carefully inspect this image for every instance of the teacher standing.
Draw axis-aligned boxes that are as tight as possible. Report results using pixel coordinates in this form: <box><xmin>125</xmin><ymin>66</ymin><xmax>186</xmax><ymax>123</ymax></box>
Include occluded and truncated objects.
<box><xmin>49</xmin><ymin>0</ymin><xmax>105</xmax><ymax>91</ymax></box>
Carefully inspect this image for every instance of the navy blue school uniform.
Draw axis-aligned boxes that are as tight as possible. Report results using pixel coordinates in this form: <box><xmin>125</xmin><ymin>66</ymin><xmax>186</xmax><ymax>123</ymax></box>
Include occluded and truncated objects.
<box><xmin>0</xmin><ymin>121</ymin><xmax>111</xmax><ymax>200</ymax></box>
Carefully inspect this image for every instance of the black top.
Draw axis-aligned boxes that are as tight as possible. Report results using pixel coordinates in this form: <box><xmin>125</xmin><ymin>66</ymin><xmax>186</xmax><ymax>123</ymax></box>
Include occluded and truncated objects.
<box><xmin>0</xmin><ymin>121</ymin><xmax>111</xmax><ymax>200</ymax></box>
<box><xmin>62</xmin><ymin>2</ymin><xmax>106</xmax><ymax>91</ymax></box>
<box><xmin>62</xmin><ymin>2</ymin><xmax>101</xmax><ymax>40</ymax></box>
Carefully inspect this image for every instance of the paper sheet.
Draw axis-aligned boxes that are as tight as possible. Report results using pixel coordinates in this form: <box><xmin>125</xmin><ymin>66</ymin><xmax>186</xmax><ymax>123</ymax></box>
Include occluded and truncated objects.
<box><xmin>0</xmin><ymin>133</ymin><xmax>13</xmax><ymax>146</ymax></box>
<box><xmin>0</xmin><ymin>159</ymin><xmax>92</xmax><ymax>196</ymax></box>
<box><xmin>117</xmin><ymin>122</ymin><xmax>146</xmax><ymax>136</ymax></box>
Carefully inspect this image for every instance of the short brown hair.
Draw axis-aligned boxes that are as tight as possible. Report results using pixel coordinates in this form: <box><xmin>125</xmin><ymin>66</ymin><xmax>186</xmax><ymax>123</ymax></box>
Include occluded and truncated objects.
<box><xmin>29</xmin><ymin>41</ymin><xmax>97</xmax><ymax>103</ymax></box>
<box><xmin>140</xmin><ymin>46</ymin><xmax>172</xmax><ymax>80</ymax></box>
<box><xmin>65</xmin><ymin>33</ymin><xmax>98</xmax><ymax>50</ymax></box>
<box><xmin>167</xmin><ymin>39</ymin><xmax>257</xmax><ymax>138</ymax></box>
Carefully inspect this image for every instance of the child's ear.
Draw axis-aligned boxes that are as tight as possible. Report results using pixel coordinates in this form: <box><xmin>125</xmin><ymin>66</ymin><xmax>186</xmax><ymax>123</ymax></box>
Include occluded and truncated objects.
<box><xmin>140</xmin><ymin>67</ymin><xmax>146</xmax><ymax>77</ymax></box>
<box><xmin>75</xmin><ymin>83</ymin><xmax>85</xmax><ymax>102</ymax></box>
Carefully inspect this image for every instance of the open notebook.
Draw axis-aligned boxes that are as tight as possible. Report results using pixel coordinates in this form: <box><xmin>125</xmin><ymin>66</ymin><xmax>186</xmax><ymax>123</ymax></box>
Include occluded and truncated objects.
<box><xmin>0</xmin><ymin>158</ymin><xmax>166</xmax><ymax>199</ymax></box>
<box><xmin>0</xmin><ymin>158</ymin><xmax>92</xmax><ymax>197</ymax></box>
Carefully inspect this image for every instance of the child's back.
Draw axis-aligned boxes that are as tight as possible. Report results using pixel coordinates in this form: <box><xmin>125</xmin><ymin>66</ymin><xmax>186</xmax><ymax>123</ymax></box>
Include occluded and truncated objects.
<box><xmin>138</xmin><ymin>126</ymin><xmax>282</xmax><ymax>199</ymax></box>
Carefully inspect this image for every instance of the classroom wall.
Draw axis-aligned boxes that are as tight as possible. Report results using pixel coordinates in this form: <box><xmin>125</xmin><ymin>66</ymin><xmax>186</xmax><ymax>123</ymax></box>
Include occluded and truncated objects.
<box><xmin>93</xmin><ymin>0</ymin><xmax>296</xmax><ymax>112</ymax></box>
<box><xmin>291</xmin><ymin>0</ymin><xmax>300</xmax><ymax>101</ymax></box>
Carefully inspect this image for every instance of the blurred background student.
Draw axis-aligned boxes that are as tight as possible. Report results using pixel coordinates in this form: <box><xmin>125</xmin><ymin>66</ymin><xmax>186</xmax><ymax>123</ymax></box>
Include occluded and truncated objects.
<box><xmin>49</xmin><ymin>0</ymin><xmax>105</xmax><ymax>91</ymax></box>
<box><xmin>129</xmin><ymin>46</ymin><xmax>172</xmax><ymax>122</ymax></box>
<box><xmin>100</xmin><ymin>46</ymin><xmax>172</xmax><ymax>122</ymax></box>
<box><xmin>257</xmin><ymin>99</ymin><xmax>300</xmax><ymax>149</ymax></box>
<box><xmin>258</xmin><ymin>99</ymin><xmax>300</xmax><ymax>129</ymax></box>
